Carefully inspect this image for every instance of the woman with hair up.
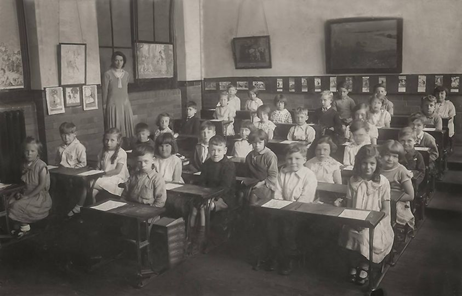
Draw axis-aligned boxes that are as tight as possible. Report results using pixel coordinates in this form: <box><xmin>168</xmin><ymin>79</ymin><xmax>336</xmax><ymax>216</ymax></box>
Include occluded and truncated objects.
<box><xmin>102</xmin><ymin>51</ymin><xmax>134</xmax><ymax>138</ymax></box>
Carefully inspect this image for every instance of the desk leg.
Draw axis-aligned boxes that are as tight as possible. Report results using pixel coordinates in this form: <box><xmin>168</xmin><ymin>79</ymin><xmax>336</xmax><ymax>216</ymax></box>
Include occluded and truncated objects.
<box><xmin>136</xmin><ymin>221</ymin><xmax>142</xmax><ymax>273</ymax></box>
<box><xmin>369</xmin><ymin>227</ymin><xmax>375</xmax><ymax>292</ymax></box>
<box><xmin>203</xmin><ymin>199</ymin><xmax>212</xmax><ymax>252</ymax></box>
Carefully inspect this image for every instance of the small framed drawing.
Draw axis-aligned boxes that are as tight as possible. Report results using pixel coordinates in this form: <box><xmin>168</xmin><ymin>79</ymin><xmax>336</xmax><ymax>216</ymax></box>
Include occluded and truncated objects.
<box><xmin>232</xmin><ymin>36</ymin><xmax>272</xmax><ymax>69</ymax></box>
<box><xmin>82</xmin><ymin>85</ymin><xmax>98</xmax><ymax>111</ymax></box>
<box><xmin>64</xmin><ymin>86</ymin><xmax>81</xmax><ymax>107</ymax></box>
<box><xmin>45</xmin><ymin>87</ymin><xmax>65</xmax><ymax>115</ymax></box>
<box><xmin>135</xmin><ymin>42</ymin><xmax>174</xmax><ymax>79</ymax></box>
<box><xmin>59</xmin><ymin>43</ymin><xmax>86</xmax><ymax>86</ymax></box>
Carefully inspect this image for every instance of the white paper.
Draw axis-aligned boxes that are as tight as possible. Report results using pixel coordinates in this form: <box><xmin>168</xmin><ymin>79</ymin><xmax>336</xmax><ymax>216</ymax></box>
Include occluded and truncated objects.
<box><xmin>126</xmin><ymin>150</ymin><xmax>133</xmax><ymax>153</ymax></box>
<box><xmin>339</xmin><ymin>209</ymin><xmax>370</xmax><ymax>220</ymax></box>
<box><xmin>415</xmin><ymin>147</ymin><xmax>430</xmax><ymax>151</ymax></box>
<box><xmin>0</xmin><ymin>183</ymin><xmax>11</xmax><ymax>190</ymax></box>
<box><xmin>193</xmin><ymin>172</ymin><xmax>201</xmax><ymax>176</ymax></box>
<box><xmin>280</xmin><ymin>140</ymin><xmax>297</xmax><ymax>144</ymax></box>
<box><xmin>91</xmin><ymin>200</ymin><xmax>126</xmax><ymax>212</ymax></box>
<box><xmin>166</xmin><ymin>183</ymin><xmax>184</xmax><ymax>190</ymax></box>
<box><xmin>47</xmin><ymin>165</ymin><xmax>59</xmax><ymax>170</ymax></box>
<box><xmin>261</xmin><ymin>199</ymin><xmax>293</xmax><ymax>209</ymax></box>
<box><xmin>423</xmin><ymin>128</ymin><xmax>436</xmax><ymax>131</ymax></box>
<box><xmin>343</xmin><ymin>166</ymin><xmax>353</xmax><ymax>171</ymax></box>
<box><xmin>78</xmin><ymin>170</ymin><xmax>105</xmax><ymax>176</ymax></box>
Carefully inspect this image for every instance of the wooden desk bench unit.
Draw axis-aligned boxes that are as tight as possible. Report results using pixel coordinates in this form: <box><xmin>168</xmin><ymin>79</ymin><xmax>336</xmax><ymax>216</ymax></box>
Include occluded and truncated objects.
<box><xmin>0</xmin><ymin>183</ymin><xmax>25</xmax><ymax>242</ymax></box>
<box><xmin>81</xmin><ymin>198</ymin><xmax>165</xmax><ymax>287</ymax></box>
<box><xmin>251</xmin><ymin>197</ymin><xmax>385</xmax><ymax>292</ymax></box>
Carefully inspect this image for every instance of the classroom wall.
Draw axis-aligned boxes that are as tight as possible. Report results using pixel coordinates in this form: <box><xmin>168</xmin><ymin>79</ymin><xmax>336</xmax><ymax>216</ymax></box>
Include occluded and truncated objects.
<box><xmin>202</xmin><ymin>0</ymin><xmax>462</xmax><ymax>77</ymax></box>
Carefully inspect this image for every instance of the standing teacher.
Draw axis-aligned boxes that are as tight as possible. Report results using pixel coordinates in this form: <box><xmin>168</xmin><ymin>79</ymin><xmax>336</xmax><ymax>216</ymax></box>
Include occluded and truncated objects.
<box><xmin>102</xmin><ymin>51</ymin><xmax>134</xmax><ymax>139</ymax></box>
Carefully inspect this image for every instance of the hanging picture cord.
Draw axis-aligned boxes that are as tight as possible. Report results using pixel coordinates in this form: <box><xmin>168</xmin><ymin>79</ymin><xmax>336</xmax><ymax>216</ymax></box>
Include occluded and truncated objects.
<box><xmin>234</xmin><ymin>0</ymin><xmax>269</xmax><ymax>37</ymax></box>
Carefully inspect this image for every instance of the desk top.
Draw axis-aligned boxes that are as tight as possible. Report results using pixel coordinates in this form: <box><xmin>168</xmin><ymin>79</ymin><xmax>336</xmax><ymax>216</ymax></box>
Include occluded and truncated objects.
<box><xmin>252</xmin><ymin>199</ymin><xmax>385</xmax><ymax>229</ymax></box>
<box><xmin>82</xmin><ymin>198</ymin><xmax>165</xmax><ymax>221</ymax></box>
<box><xmin>166</xmin><ymin>182</ymin><xmax>224</xmax><ymax>200</ymax></box>
<box><xmin>49</xmin><ymin>167</ymin><xmax>105</xmax><ymax>179</ymax></box>
<box><xmin>0</xmin><ymin>183</ymin><xmax>25</xmax><ymax>195</ymax></box>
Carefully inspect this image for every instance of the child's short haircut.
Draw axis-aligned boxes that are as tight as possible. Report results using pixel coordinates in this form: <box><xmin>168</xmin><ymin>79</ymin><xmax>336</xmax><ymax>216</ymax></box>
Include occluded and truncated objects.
<box><xmin>248</xmin><ymin>129</ymin><xmax>269</xmax><ymax>145</ymax></box>
<box><xmin>187</xmin><ymin>101</ymin><xmax>197</xmax><ymax>109</ymax></box>
<box><xmin>369</xmin><ymin>95</ymin><xmax>382</xmax><ymax>104</ymax></box>
<box><xmin>380</xmin><ymin>140</ymin><xmax>405</xmax><ymax>158</ymax></box>
<box><xmin>353</xmin><ymin>103</ymin><xmax>369</xmax><ymax>114</ymax></box>
<box><xmin>249</xmin><ymin>86</ymin><xmax>259</xmax><ymax>96</ymax></box>
<box><xmin>409</xmin><ymin>112</ymin><xmax>426</xmax><ymax>124</ymax></box>
<box><xmin>350</xmin><ymin>119</ymin><xmax>370</xmax><ymax>133</ymax></box>
<box><xmin>227</xmin><ymin>84</ymin><xmax>236</xmax><ymax>91</ymax></box>
<box><xmin>320</xmin><ymin>90</ymin><xmax>334</xmax><ymax>100</ymax></box>
<box><xmin>59</xmin><ymin>122</ymin><xmax>77</xmax><ymax>134</ymax></box>
<box><xmin>135</xmin><ymin>122</ymin><xmax>150</xmax><ymax>134</ymax></box>
<box><xmin>134</xmin><ymin>143</ymin><xmax>155</xmax><ymax>158</ymax></box>
<box><xmin>433</xmin><ymin>86</ymin><xmax>448</xmax><ymax>96</ymax></box>
<box><xmin>294</xmin><ymin>107</ymin><xmax>309</xmax><ymax>116</ymax></box>
<box><xmin>209</xmin><ymin>135</ymin><xmax>227</xmax><ymax>147</ymax></box>
<box><xmin>156</xmin><ymin>113</ymin><xmax>171</xmax><ymax>127</ymax></box>
<box><xmin>284</xmin><ymin>142</ymin><xmax>307</xmax><ymax>158</ymax></box>
<box><xmin>23</xmin><ymin>136</ymin><xmax>43</xmax><ymax>157</ymax></box>
<box><xmin>353</xmin><ymin>145</ymin><xmax>382</xmax><ymax>182</ymax></box>
<box><xmin>373</xmin><ymin>83</ymin><xmax>386</xmax><ymax>92</ymax></box>
<box><xmin>421</xmin><ymin>95</ymin><xmax>437</xmax><ymax>105</ymax></box>
<box><xmin>317</xmin><ymin>135</ymin><xmax>338</xmax><ymax>154</ymax></box>
<box><xmin>155</xmin><ymin>132</ymin><xmax>178</xmax><ymax>155</ymax></box>
<box><xmin>240</xmin><ymin>120</ymin><xmax>257</xmax><ymax>132</ymax></box>
<box><xmin>200</xmin><ymin>120</ymin><xmax>216</xmax><ymax>132</ymax></box>
<box><xmin>273</xmin><ymin>94</ymin><xmax>287</xmax><ymax>106</ymax></box>
<box><xmin>219</xmin><ymin>90</ymin><xmax>228</xmax><ymax>97</ymax></box>
<box><xmin>257</xmin><ymin>104</ymin><xmax>271</xmax><ymax>117</ymax></box>
<box><xmin>398</xmin><ymin>127</ymin><xmax>417</xmax><ymax>140</ymax></box>
<box><xmin>337</xmin><ymin>81</ymin><xmax>347</xmax><ymax>90</ymax></box>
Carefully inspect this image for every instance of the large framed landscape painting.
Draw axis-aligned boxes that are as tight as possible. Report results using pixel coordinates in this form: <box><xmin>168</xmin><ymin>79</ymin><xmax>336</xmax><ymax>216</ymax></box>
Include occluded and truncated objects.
<box><xmin>232</xmin><ymin>36</ymin><xmax>272</xmax><ymax>69</ymax></box>
<box><xmin>325</xmin><ymin>18</ymin><xmax>403</xmax><ymax>74</ymax></box>
<box><xmin>135</xmin><ymin>42</ymin><xmax>174</xmax><ymax>79</ymax></box>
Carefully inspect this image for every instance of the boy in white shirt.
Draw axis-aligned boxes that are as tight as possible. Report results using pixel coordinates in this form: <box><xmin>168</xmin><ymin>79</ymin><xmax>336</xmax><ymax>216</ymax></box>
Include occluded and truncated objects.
<box><xmin>287</xmin><ymin>107</ymin><xmax>316</xmax><ymax>148</ymax></box>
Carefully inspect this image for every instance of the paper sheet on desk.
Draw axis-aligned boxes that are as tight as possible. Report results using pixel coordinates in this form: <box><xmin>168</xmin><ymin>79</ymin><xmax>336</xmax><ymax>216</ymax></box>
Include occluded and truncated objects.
<box><xmin>424</xmin><ymin>128</ymin><xmax>436</xmax><ymax>131</ymax></box>
<box><xmin>91</xmin><ymin>200</ymin><xmax>126</xmax><ymax>211</ymax></box>
<box><xmin>78</xmin><ymin>170</ymin><xmax>105</xmax><ymax>176</ymax></box>
<box><xmin>343</xmin><ymin>166</ymin><xmax>353</xmax><ymax>171</ymax></box>
<box><xmin>0</xmin><ymin>183</ymin><xmax>11</xmax><ymax>190</ymax></box>
<box><xmin>47</xmin><ymin>165</ymin><xmax>59</xmax><ymax>170</ymax></box>
<box><xmin>279</xmin><ymin>140</ymin><xmax>297</xmax><ymax>144</ymax></box>
<box><xmin>261</xmin><ymin>199</ymin><xmax>293</xmax><ymax>209</ymax></box>
<box><xmin>166</xmin><ymin>183</ymin><xmax>184</xmax><ymax>190</ymax></box>
<box><xmin>193</xmin><ymin>172</ymin><xmax>201</xmax><ymax>176</ymax></box>
<box><xmin>339</xmin><ymin>209</ymin><xmax>370</xmax><ymax>220</ymax></box>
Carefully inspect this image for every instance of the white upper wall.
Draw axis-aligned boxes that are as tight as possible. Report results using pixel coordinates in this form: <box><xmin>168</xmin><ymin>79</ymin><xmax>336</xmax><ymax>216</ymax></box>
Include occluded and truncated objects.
<box><xmin>201</xmin><ymin>0</ymin><xmax>462</xmax><ymax>78</ymax></box>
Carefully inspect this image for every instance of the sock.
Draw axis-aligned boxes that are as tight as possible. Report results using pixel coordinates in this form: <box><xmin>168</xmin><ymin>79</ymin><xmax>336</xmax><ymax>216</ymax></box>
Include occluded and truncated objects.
<box><xmin>73</xmin><ymin>205</ymin><xmax>82</xmax><ymax>213</ymax></box>
<box><xmin>20</xmin><ymin>224</ymin><xmax>30</xmax><ymax>232</ymax></box>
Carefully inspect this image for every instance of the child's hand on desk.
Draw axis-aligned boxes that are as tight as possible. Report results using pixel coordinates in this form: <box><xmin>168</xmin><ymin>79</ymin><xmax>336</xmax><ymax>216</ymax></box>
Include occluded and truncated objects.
<box><xmin>334</xmin><ymin>198</ymin><xmax>343</xmax><ymax>207</ymax></box>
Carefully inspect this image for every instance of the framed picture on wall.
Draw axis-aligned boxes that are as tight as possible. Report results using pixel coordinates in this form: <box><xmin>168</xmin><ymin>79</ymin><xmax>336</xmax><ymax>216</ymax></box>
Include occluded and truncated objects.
<box><xmin>64</xmin><ymin>86</ymin><xmax>81</xmax><ymax>107</ymax></box>
<box><xmin>59</xmin><ymin>43</ymin><xmax>87</xmax><ymax>86</ymax></box>
<box><xmin>82</xmin><ymin>85</ymin><xmax>98</xmax><ymax>111</ymax></box>
<box><xmin>325</xmin><ymin>18</ymin><xmax>403</xmax><ymax>74</ymax></box>
<box><xmin>232</xmin><ymin>36</ymin><xmax>272</xmax><ymax>69</ymax></box>
<box><xmin>135</xmin><ymin>42</ymin><xmax>174</xmax><ymax>79</ymax></box>
<box><xmin>45</xmin><ymin>87</ymin><xmax>65</xmax><ymax>115</ymax></box>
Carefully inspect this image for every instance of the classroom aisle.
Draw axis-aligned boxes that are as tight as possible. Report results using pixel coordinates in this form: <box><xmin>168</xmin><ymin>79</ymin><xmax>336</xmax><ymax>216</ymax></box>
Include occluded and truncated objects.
<box><xmin>0</xmin><ymin>191</ymin><xmax>461</xmax><ymax>296</ymax></box>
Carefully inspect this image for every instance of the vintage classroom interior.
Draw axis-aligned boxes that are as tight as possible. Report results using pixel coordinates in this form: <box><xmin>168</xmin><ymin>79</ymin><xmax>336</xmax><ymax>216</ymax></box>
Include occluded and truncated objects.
<box><xmin>0</xmin><ymin>0</ymin><xmax>462</xmax><ymax>295</ymax></box>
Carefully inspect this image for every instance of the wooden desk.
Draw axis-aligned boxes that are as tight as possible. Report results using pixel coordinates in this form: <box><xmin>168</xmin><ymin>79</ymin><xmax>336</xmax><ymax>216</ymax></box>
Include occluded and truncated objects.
<box><xmin>49</xmin><ymin>166</ymin><xmax>105</xmax><ymax>207</ymax></box>
<box><xmin>81</xmin><ymin>198</ymin><xmax>165</xmax><ymax>287</ymax></box>
<box><xmin>251</xmin><ymin>198</ymin><xmax>385</xmax><ymax>292</ymax></box>
<box><xmin>317</xmin><ymin>180</ymin><xmax>405</xmax><ymax>202</ymax></box>
<box><xmin>166</xmin><ymin>182</ymin><xmax>224</xmax><ymax>249</ymax></box>
<box><xmin>0</xmin><ymin>183</ymin><xmax>25</xmax><ymax>239</ymax></box>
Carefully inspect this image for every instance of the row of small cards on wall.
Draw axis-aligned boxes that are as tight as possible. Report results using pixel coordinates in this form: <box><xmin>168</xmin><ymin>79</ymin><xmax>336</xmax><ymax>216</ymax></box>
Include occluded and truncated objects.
<box><xmin>204</xmin><ymin>75</ymin><xmax>461</xmax><ymax>94</ymax></box>
<box><xmin>45</xmin><ymin>85</ymin><xmax>98</xmax><ymax>116</ymax></box>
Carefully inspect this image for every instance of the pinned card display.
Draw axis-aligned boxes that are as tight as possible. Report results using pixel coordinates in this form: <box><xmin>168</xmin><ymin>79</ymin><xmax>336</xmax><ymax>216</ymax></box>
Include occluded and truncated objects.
<box><xmin>301</xmin><ymin>78</ymin><xmax>308</xmax><ymax>92</ymax></box>
<box><xmin>314</xmin><ymin>77</ymin><xmax>322</xmax><ymax>92</ymax></box>
<box><xmin>276</xmin><ymin>78</ymin><xmax>283</xmax><ymax>92</ymax></box>
<box><xmin>378</xmin><ymin>76</ymin><xmax>386</xmax><ymax>87</ymax></box>
<box><xmin>398</xmin><ymin>76</ymin><xmax>406</xmax><ymax>93</ymax></box>
<box><xmin>362</xmin><ymin>77</ymin><xmax>370</xmax><ymax>93</ymax></box>
<box><xmin>219</xmin><ymin>81</ymin><xmax>231</xmax><ymax>90</ymax></box>
<box><xmin>345</xmin><ymin>77</ymin><xmax>353</xmax><ymax>92</ymax></box>
<box><xmin>253</xmin><ymin>81</ymin><xmax>266</xmax><ymax>91</ymax></box>
<box><xmin>289</xmin><ymin>78</ymin><xmax>295</xmax><ymax>92</ymax></box>
<box><xmin>236</xmin><ymin>81</ymin><xmax>248</xmax><ymax>90</ymax></box>
<box><xmin>451</xmin><ymin>76</ymin><xmax>459</xmax><ymax>93</ymax></box>
<box><xmin>330</xmin><ymin>77</ymin><xmax>337</xmax><ymax>92</ymax></box>
<box><xmin>435</xmin><ymin>75</ymin><xmax>443</xmax><ymax>87</ymax></box>
<box><xmin>418</xmin><ymin>75</ymin><xmax>426</xmax><ymax>92</ymax></box>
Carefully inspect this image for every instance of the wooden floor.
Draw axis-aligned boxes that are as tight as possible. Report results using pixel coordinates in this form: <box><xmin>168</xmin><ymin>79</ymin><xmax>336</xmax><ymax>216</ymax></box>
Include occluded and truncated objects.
<box><xmin>0</xmin><ymin>188</ymin><xmax>461</xmax><ymax>296</ymax></box>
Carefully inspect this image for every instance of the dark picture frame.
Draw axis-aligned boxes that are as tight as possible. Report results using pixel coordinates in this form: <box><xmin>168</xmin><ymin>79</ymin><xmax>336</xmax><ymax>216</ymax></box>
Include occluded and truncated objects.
<box><xmin>134</xmin><ymin>42</ymin><xmax>174</xmax><ymax>79</ymax></box>
<box><xmin>325</xmin><ymin>18</ymin><xmax>403</xmax><ymax>74</ymax></box>
<box><xmin>58</xmin><ymin>43</ymin><xmax>87</xmax><ymax>86</ymax></box>
<box><xmin>232</xmin><ymin>36</ymin><xmax>272</xmax><ymax>69</ymax></box>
